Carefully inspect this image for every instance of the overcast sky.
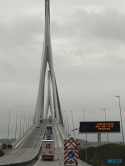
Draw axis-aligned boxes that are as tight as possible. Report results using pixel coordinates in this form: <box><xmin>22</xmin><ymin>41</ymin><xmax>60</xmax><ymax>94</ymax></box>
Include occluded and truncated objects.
<box><xmin>0</xmin><ymin>0</ymin><xmax>125</xmax><ymax>142</ymax></box>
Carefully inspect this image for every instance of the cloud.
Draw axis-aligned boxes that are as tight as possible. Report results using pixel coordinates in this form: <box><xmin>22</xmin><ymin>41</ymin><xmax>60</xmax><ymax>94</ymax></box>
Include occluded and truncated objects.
<box><xmin>0</xmin><ymin>0</ymin><xmax>125</xmax><ymax>142</ymax></box>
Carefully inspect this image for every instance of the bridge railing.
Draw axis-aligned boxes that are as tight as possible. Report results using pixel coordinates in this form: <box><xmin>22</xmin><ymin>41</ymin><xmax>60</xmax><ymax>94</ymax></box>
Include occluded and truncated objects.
<box><xmin>12</xmin><ymin>120</ymin><xmax>39</xmax><ymax>149</ymax></box>
<box><xmin>55</xmin><ymin>119</ymin><xmax>68</xmax><ymax>141</ymax></box>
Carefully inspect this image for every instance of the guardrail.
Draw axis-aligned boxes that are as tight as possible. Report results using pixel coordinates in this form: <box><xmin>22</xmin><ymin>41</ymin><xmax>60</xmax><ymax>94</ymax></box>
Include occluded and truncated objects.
<box><xmin>0</xmin><ymin>120</ymin><xmax>48</xmax><ymax>166</ymax></box>
<box><xmin>55</xmin><ymin>119</ymin><xmax>68</xmax><ymax>141</ymax></box>
<box><xmin>12</xmin><ymin>120</ymin><xmax>39</xmax><ymax>149</ymax></box>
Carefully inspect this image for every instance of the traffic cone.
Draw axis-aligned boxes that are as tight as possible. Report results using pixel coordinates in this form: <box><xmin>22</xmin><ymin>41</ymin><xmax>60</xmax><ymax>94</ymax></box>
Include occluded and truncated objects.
<box><xmin>58</xmin><ymin>160</ymin><xmax>61</xmax><ymax>165</ymax></box>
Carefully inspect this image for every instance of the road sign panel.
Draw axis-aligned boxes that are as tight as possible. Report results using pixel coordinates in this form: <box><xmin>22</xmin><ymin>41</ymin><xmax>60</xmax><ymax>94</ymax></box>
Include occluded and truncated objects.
<box><xmin>64</xmin><ymin>139</ymin><xmax>78</xmax><ymax>165</ymax></box>
<box><xmin>79</xmin><ymin>121</ymin><xmax>120</xmax><ymax>133</ymax></box>
<box><xmin>46</xmin><ymin>144</ymin><xmax>51</xmax><ymax>149</ymax></box>
<box><xmin>67</xmin><ymin>151</ymin><xmax>75</xmax><ymax>158</ymax></box>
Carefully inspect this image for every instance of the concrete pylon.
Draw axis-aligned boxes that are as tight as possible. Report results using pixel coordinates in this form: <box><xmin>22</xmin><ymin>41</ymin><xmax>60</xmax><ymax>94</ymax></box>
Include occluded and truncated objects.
<box><xmin>45</xmin><ymin>71</ymin><xmax>54</xmax><ymax>119</ymax></box>
<box><xmin>34</xmin><ymin>0</ymin><xmax>59</xmax><ymax>123</ymax></box>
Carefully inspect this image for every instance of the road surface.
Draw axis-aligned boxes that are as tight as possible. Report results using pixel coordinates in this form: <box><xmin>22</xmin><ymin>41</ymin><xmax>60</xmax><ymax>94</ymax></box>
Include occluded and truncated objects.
<box><xmin>0</xmin><ymin>119</ymin><xmax>47</xmax><ymax>165</ymax></box>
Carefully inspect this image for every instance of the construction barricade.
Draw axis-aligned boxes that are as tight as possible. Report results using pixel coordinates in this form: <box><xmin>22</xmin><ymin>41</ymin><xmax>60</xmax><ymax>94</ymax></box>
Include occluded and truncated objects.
<box><xmin>64</xmin><ymin>137</ymin><xmax>78</xmax><ymax>165</ymax></box>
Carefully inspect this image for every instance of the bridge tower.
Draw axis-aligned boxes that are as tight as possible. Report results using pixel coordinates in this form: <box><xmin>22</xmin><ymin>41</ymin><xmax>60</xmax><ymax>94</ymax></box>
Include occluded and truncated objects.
<box><xmin>34</xmin><ymin>0</ymin><xmax>63</xmax><ymax>126</ymax></box>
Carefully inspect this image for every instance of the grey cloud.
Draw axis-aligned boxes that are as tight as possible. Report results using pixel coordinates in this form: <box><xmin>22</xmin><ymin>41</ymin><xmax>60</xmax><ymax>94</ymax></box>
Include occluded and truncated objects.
<box><xmin>51</xmin><ymin>8</ymin><xmax>125</xmax><ymax>44</ymax></box>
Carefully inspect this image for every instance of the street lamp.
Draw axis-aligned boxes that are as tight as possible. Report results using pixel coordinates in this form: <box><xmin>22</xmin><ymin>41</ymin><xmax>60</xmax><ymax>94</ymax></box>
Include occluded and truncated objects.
<box><xmin>29</xmin><ymin>110</ymin><xmax>35</xmax><ymax>126</ymax></box>
<box><xmin>19</xmin><ymin>111</ymin><xmax>24</xmax><ymax>137</ymax></box>
<box><xmin>115</xmin><ymin>96</ymin><xmax>124</xmax><ymax>143</ymax></box>
<box><xmin>81</xmin><ymin>110</ymin><xmax>87</xmax><ymax>142</ymax></box>
<box><xmin>23</xmin><ymin>111</ymin><xmax>26</xmax><ymax>134</ymax></box>
<box><xmin>70</xmin><ymin>110</ymin><xmax>75</xmax><ymax>139</ymax></box>
<box><xmin>7</xmin><ymin>111</ymin><xmax>12</xmax><ymax>142</ymax></box>
<box><xmin>26</xmin><ymin>111</ymin><xmax>29</xmax><ymax>131</ymax></box>
<box><xmin>63</xmin><ymin>111</ymin><xmax>67</xmax><ymax>132</ymax></box>
<box><xmin>66</xmin><ymin>111</ymin><xmax>70</xmax><ymax>136</ymax></box>
<box><xmin>15</xmin><ymin>111</ymin><xmax>20</xmax><ymax>140</ymax></box>
<box><xmin>81</xmin><ymin>110</ymin><xmax>85</xmax><ymax>121</ymax></box>
<box><xmin>102</xmin><ymin>109</ymin><xmax>109</xmax><ymax>143</ymax></box>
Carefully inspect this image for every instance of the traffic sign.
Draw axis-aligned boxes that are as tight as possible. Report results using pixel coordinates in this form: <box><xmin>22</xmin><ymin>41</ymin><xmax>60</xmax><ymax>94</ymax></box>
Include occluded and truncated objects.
<box><xmin>84</xmin><ymin>141</ymin><xmax>89</xmax><ymax>145</ymax></box>
<box><xmin>64</xmin><ymin>138</ymin><xmax>78</xmax><ymax>165</ymax></box>
<box><xmin>67</xmin><ymin>151</ymin><xmax>75</xmax><ymax>159</ymax></box>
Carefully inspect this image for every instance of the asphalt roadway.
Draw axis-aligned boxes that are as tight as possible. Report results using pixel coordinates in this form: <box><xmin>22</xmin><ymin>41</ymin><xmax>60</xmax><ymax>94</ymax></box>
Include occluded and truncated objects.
<box><xmin>33</xmin><ymin>119</ymin><xmax>92</xmax><ymax>166</ymax></box>
<box><xmin>0</xmin><ymin>119</ymin><xmax>47</xmax><ymax>165</ymax></box>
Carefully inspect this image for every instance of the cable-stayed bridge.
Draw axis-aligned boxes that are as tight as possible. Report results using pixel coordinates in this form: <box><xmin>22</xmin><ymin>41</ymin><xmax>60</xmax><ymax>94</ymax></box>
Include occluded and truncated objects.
<box><xmin>0</xmin><ymin>0</ymin><xmax>92</xmax><ymax>166</ymax></box>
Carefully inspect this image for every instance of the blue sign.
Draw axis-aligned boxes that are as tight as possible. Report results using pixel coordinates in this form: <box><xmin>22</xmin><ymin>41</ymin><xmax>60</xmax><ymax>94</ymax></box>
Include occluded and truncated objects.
<box><xmin>67</xmin><ymin>151</ymin><xmax>75</xmax><ymax>158</ymax></box>
<box><xmin>107</xmin><ymin>159</ymin><xmax>122</xmax><ymax>164</ymax></box>
<box><xmin>70</xmin><ymin>137</ymin><xmax>73</xmax><ymax>140</ymax></box>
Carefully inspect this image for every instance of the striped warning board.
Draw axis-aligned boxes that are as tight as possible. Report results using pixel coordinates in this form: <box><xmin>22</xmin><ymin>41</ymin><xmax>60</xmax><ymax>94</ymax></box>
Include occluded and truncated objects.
<box><xmin>64</xmin><ymin>138</ymin><xmax>78</xmax><ymax>165</ymax></box>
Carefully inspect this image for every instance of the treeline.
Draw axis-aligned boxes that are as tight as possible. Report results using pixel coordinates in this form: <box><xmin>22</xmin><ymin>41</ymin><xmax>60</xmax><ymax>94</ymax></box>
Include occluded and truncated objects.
<box><xmin>0</xmin><ymin>138</ymin><xmax>15</xmax><ymax>145</ymax></box>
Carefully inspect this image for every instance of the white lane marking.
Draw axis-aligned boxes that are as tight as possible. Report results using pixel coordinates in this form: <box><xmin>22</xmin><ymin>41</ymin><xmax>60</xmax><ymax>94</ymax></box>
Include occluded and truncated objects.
<box><xmin>32</xmin><ymin>156</ymin><xmax>41</xmax><ymax>166</ymax></box>
<box><xmin>0</xmin><ymin>123</ymin><xmax>39</xmax><ymax>162</ymax></box>
<box><xmin>78</xmin><ymin>164</ymin><xmax>82</xmax><ymax>166</ymax></box>
<box><xmin>13</xmin><ymin>121</ymin><xmax>39</xmax><ymax>149</ymax></box>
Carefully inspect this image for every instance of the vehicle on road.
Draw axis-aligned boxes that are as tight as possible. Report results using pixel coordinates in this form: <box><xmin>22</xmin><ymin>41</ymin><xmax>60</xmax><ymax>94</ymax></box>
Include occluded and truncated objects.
<box><xmin>46</xmin><ymin>135</ymin><xmax>51</xmax><ymax>140</ymax></box>
<box><xmin>46</xmin><ymin>125</ymin><xmax>52</xmax><ymax>134</ymax></box>
<box><xmin>46</xmin><ymin>130</ymin><xmax>50</xmax><ymax>135</ymax></box>
<box><xmin>41</xmin><ymin>140</ymin><xmax>55</xmax><ymax>160</ymax></box>
<box><xmin>40</xmin><ymin>116</ymin><xmax>43</xmax><ymax>123</ymax></box>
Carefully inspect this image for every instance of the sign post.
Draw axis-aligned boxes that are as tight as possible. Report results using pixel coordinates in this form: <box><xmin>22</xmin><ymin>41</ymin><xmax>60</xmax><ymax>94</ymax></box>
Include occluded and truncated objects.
<box><xmin>84</xmin><ymin>141</ymin><xmax>89</xmax><ymax>158</ymax></box>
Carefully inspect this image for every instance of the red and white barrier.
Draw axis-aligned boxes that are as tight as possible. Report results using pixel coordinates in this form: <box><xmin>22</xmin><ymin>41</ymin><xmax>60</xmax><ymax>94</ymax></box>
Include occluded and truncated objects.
<box><xmin>64</xmin><ymin>137</ymin><xmax>78</xmax><ymax>165</ymax></box>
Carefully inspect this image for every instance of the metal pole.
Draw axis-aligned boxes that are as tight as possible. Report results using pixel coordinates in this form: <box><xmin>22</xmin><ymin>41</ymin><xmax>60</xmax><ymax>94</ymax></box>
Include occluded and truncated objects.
<box><xmin>115</xmin><ymin>96</ymin><xmax>124</xmax><ymax>143</ymax></box>
<box><xmin>7</xmin><ymin>111</ymin><xmax>12</xmax><ymax>142</ymax></box>
<box><xmin>66</xmin><ymin>111</ymin><xmax>70</xmax><ymax>136</ymax></box>
<box><xmin>23</xmin><ymin>111</ymin><xmax>26</xmax><ymax>134</ymax></box>
<box><xmin>15</xmin><ymin>111</ymin><xmax>19</xmax><ymax>140</ymax></box>
<box><xmin>81</xmin><ymin>110</ymin><xmax>87</xmax><ymax>142</ymax></box>
<box><xmin>26</xmin><ymin>111</ymin><xmax>28</xmax><ymax>131</ymax></box>
<box><xmin>28</xmin><ymin>111</ymin><xmax>30</xmax><ymax>129</ymax></box>
<box><xmin>64</xmin><ymin>111</ymin><xmax>67</xmax><ymax>132</ymax></box>
<box><xmin>102</xmin><ymin>109</ymin><xmax>109</xmax><ymax>143</ymax></box>
<box><xmin>70</xmin><ymin>110</ymin><xmax>75</xmax><ymax>139</ymax></box>
<box><xmin>19</xmin><ymin>111</ymin><xmax>23</xmax><ymax>137</ymax></box>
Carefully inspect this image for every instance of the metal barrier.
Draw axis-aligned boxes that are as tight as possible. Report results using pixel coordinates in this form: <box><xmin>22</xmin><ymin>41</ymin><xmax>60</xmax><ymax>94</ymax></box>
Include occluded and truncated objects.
<box><xmin>12</xmin><ymin>120</ymin><xmax>39</xmax><ymax>149</ymax></box>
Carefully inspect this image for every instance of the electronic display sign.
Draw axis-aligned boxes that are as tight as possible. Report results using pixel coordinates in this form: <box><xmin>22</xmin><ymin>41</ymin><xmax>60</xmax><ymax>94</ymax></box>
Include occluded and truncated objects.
<box><xmin>79</xmin><ymin>121</ymin><xmax>120</xmax><ymax>133</ymax></box>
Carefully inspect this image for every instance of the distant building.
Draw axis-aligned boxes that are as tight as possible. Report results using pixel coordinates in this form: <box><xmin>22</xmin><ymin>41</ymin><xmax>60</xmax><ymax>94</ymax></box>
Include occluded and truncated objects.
<box><xmin>0</xmin><ymin>143</ymin><xmax>2</xmax><ymax>150</ymax></box>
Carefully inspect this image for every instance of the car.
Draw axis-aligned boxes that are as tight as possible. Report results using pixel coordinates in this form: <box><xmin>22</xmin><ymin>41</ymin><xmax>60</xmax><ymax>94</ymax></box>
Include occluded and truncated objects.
<box><xmin>37</xmin><ymin>126</ymin><xmax>40</xmax><ymax>128</ymax></box>
<box><xmin>46</xmin><ymin>135</ymin><xmax>51</xmax><ymax>140</ymax></box>
<box><xmin>46</xmin><ymin>130</ymin><xmax>50</xmax><ymax>135</ymax></box>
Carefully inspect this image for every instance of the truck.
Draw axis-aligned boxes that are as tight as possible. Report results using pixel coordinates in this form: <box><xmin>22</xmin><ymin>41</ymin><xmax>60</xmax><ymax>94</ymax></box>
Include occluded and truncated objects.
<box><xmin>41</xmin><ymin>140</ymin><xmax>55</xmax><ymax>160</ymax></box>
<box><xmin>46</xmin><ymin>125</ymin><xmax>52</xmax><ymax>134</ymax></box>
<box><xmin>40</xmin><ymin>116</ymin><xmax>43</xmax><ymax>123</ymax></box>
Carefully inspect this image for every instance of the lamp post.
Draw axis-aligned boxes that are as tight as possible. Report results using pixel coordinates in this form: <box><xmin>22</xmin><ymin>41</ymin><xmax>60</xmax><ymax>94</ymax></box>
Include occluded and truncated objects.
<box><xmin>102</xmin><ymin>109</ymin><xmax>109</xmax><ymax>143</ymax></box>
<box><xmin>70</xmin><ymin>110</ymin><xmax>75</xmax><ymax>139</ymax></box>
<box><xmin>19</xmin><ymin>111</ymin><xmax>24</xmax><ymax>137</ymax></box>
<box><xmin>26</xmin><ymin>111</ymin><xmax>29</xmax><ymax>131</ymax></box>
<box><xmin>23</xmin><ymin>111</ymin><xmax>26</xmax><ymax>134</ymax></box>
<box><xmin>29</xmin><ymin>110</ymin><xmax>35</xmax><ymax>126</ymax></box>
<box><xmin>66</xmin><ymin>111</ymin><xmax>70</xmax><ymax>136</ymax></box>
<box><xmin>7</xmin><ymin>111</ymin><xmax>12</xmax><ymax>142</ymax></box>
<box><xmin>63</xmin><ymin>111</ymin><xmax>67</xmax><ymax>132</ymax></box>
<box><xmin>81</xmin><ymin>110</ymin><xmax>87</xmax><ymax>142</ymax></box>
<box><xmin>81</xmin><ymin>110</ymin><xmax>85</xmax><ymax>121</ymax></box>
<box><xmin>15</xmin><ymin>111</ymin><xmax>20</xmax><ymax>140</ymax></box>
<box><xmin>115</xmin><ymin>96</ymin><xmax>124</xmax><ymax>143</ymax></box>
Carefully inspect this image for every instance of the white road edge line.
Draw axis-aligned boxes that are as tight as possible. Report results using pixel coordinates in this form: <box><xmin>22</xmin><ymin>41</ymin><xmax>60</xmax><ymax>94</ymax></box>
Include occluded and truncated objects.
<box><xmin>32</xmin><ymin>156</ymin><xmax>41</xmax><ymax>166</ymax></box>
